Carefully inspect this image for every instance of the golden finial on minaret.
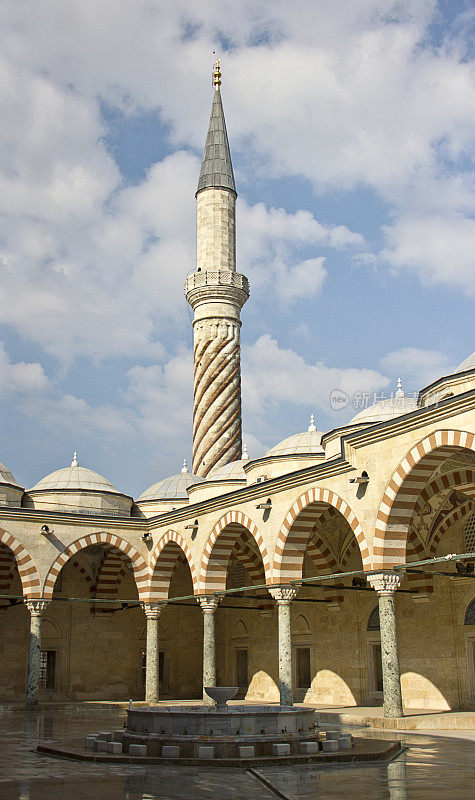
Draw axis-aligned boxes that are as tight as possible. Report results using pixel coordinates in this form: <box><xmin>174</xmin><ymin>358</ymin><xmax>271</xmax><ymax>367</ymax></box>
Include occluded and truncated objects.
<box><xmin>212</xmin><ymin>57</ymin><xmax>221</xmax><ymax>91</ymax></box>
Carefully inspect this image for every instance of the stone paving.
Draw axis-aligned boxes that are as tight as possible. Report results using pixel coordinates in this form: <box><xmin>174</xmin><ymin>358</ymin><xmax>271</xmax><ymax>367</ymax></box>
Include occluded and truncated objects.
<box><xmin>0</xmin><ymin>707</ymin><xmax>474</xmax><ymax>799</ymax></box>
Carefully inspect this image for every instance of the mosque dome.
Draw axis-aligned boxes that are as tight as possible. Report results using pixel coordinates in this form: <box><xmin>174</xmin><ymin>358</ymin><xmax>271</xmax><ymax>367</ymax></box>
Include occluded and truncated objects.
<box><xmin>265</xmin><ymin>416</ymin><xmax>324</xmax><ymax>458</ymax></box>
<box><xmin>137</xmin><ymin>460</ymin><xmax>204</xmax><ymax>502</ymax></box>
<box><xmin>0</xmin><ymin>461</ymin><xmax>24</xmax><ymax>508</ymax></box>
<box><xmin>30</xmin><ymin>452</ymin><xmax>120</xmax><ymax>494</ymax></box>
<box><xmin>207</xmin><ymin>446</ymin><xmax>250</xmax><ymax>481</ymax></box>
<box><xmin>0</xmin><ymin>461</ymin><xmax>21</xmax><ymax>488</ymax></box>
<box><xmin>455</xmin><ymin>352</ymin><xmax>475</xmax><ymax>374</ymax></box>
<box><xmin>26</xmin><ymin>453</ymin><xmax>132</xmax><ymax>516</ymax></box>
<box><xmin>350</xmin><ymin>379</ymin><xmax>417</xmax><ymax>425</ymax></box>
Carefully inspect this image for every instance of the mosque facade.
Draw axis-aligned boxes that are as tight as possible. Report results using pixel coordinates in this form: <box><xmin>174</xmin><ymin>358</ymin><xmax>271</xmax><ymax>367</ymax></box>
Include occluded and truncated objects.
<box><xmin>1</xmin><ymin>64</ymin><xmax>475</xmax><ymax>716</ymax></box>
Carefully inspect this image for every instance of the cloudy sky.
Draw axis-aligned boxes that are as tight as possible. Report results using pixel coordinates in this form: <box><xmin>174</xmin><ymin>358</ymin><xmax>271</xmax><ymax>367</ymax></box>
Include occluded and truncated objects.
<box><xmin>0</xmin><ymin>1</ymin><xmax>473</xmax><ymax>496</ymax></box>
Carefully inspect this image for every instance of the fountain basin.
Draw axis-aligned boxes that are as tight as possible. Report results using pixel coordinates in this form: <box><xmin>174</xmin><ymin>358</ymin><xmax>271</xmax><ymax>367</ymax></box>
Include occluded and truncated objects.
<box><xmin>204</xmin><ymin>686</ymin><xmax>238</xmax><ymax>708</ymax></box>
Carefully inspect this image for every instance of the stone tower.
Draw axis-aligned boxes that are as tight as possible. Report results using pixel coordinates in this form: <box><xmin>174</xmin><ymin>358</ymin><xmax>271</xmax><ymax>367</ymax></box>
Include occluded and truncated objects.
<box><xmin>185</xmin><ymin>61</ymin><xmax>249</xmax><ymax>478</ymax></box>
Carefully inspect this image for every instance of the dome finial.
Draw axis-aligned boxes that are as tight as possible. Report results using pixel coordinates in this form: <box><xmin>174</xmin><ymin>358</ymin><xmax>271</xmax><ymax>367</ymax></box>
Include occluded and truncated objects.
<box><xmin>395</xmin><ymin>377</ymin><xmax>405</xmax><ymax>398</ymax></box>
<box><xmin>308</xmin><ymin>414</ymin><xmax>317</xmax><ymax>433</ymax></box>
<box><xmin>71</xmin><ymin>451</ymin><xmax>79</xmax><ymax>467</ymax></box>
<box><xmin>242</xmin><ymin>443</ymin><xmax>249</xmax><ymax>461</ymax></box>
<box><xmin>212</xmin><ymin>55</ymin><xmax>221</xmax><ymax>91</ymax></box>
<box><xmin>181</xmin><ymin>458</ymin><xmax>189</xmax><ymax>474</ymax></box>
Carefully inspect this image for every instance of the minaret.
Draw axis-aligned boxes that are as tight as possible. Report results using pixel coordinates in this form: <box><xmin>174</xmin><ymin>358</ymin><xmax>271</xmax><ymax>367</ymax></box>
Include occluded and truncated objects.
<box><xmin>185</xmin><ymin>60</ymin><xmax>249</xmax><ymax>477</ymax></box>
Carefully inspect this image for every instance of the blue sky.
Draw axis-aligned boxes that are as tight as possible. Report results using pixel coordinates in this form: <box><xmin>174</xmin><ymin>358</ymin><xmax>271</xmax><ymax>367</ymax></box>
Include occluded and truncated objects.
<box><xmin>0</xmin><ymin>1</ymin><xmax>473</xmax><ymax>496</ymax></box>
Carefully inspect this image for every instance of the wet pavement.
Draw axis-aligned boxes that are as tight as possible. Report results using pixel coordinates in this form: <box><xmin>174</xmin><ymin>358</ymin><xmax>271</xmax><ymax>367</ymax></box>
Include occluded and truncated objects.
<box><xmin>0</xmin><ymin>707</ymin><xmax>473</xmax><ymax>799</ymax></box>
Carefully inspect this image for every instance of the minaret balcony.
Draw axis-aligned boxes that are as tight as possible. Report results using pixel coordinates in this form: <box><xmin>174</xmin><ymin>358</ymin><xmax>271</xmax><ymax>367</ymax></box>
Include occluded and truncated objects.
<box><xmin>185</xmin><ymin>270</ymin><xmax>249</xmax><ymax>295</ymax></box>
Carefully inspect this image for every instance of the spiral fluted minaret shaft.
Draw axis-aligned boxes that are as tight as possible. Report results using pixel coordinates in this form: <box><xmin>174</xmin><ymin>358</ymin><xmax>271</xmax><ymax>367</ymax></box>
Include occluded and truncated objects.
<box><xmin>185</xmin><ymin>64</ymin><xmax>249</xmax><ymax>478</ymax></box>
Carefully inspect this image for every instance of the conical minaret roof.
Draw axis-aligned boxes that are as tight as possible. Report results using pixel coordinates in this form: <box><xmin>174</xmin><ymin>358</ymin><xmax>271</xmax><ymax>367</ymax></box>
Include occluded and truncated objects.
<box><xmin>196</xmin><ymin>86</ymin><xmax>236</xmax><ymax>196</ymax></box>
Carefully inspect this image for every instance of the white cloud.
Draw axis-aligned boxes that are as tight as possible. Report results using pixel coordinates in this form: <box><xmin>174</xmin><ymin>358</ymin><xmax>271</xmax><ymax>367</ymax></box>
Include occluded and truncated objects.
<box><xmin>0</xmin><ymin>343</ymin><xmax>50</xmax><ymax>397</ymax></box>
<box><xmin>380</xmin><ymin>214</ymin><xmax>475</xmax><ymax>296</ymax></box>
<box><xmin>380</xmin><ymin>346</ymin><xmax>455</xmax><ymax>387</ymax></box>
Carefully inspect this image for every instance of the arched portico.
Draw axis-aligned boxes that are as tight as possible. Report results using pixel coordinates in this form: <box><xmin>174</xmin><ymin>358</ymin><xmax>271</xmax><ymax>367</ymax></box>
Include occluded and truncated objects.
<box><xmin>373</xmin><ymin>429</ymin><xmax>475</xmax><ymax>569</ymax></box>
<box><xmin>0</xmin><ymin>529</ymin><xmax>41</xmax><ymax>597</ymax></box>
<box><xmin>148</xmin><ymin>531</ymin><xmax>198</xmax><ymax>600</ymax></box>
<box><xmin>43</xmin><ymin>532</ymin><xmax>149</xmax><ymax>600</ymax></box>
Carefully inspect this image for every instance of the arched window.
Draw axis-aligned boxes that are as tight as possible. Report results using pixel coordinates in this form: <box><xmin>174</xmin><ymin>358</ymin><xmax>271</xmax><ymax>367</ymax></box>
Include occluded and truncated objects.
<box><xmin>465</xmin><ymin>598</ymin><xmax>475</xmax><ymax>626</ymax></box>
<box><xmin>367</xmin><ymin>606</ymin><xmax>380</xmax><ymax>631</ymax></box>
<box><xmin>464</xmin><ymin>514</ymin><xmax>475</xmax><ymax>553</ymax></box>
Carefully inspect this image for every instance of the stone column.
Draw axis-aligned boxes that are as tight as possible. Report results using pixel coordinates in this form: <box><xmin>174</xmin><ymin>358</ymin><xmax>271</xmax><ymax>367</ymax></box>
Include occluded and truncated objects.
<box><xmin>269</xmin><ymin>587</ymin><xmax>298</xmax><ymax>707</ymax></box>
<box><xmin>143</xmin><ymin>602</ymin><xmax>163</xmax><ymax>704</ymax></box>
<box><xmin>198</xmin><ymin>596</ymin><xmax>220</xmax><ymax>704</ymax></box>
<box><xmin>25</xmin><ymin>600</ymin><xmax>50</xmax><ymax>705</ymax></box>
<box><xmin>367</xmin><ymin>573</ymin><xmax>403</xmax><ymax>718</ymax></box>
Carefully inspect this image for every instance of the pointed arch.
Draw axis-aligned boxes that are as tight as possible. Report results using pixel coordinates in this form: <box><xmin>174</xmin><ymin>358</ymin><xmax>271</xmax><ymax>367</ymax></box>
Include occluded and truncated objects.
<box><xmin>429</xmin><ymin>500</ymin><xmax>475</xmax><ymax>554</ymax></box>
<box><xmin>0</xmin><ymin>529</ymin><xmax>41</xmax><ymax>597</ymax></box>
<box><xmin>148</xmin><ymin>531</ymin><xmax>198</xmax><ymax>600</ymax></box>
<box><xmin>273</xmin><ymin>487</ymin><xmax>369</xmax><ymax>583</ymax></box>
<box><xmin>374</xmin><ymin>430</ymin><xmax>475</xmax><ymax>568</ymax></box>
<box><xmin>43</xmin><ymin>532</ymin><xmax>149</xmax><ymax>600</ymax></box>
<box><xmin>414</xmin><ymin>468</ymin><xmax>475</xmax><ymax>515</ymax></box>
<box><xmin>199</xmin><ymin>511</ymin><xmax>271</xmax><ymax>593</ymax></box>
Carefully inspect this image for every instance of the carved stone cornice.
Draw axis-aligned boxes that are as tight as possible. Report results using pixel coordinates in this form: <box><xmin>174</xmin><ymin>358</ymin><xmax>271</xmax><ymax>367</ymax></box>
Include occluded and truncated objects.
<box><xmin>367</xmin><ymin>572</ymin><xmax>402</xmax><ymax>595</ymax></box>
<box><xmin>269</xmin><ymin>586</ymin><xmax>299</xmax><ymax>603</ymax></box>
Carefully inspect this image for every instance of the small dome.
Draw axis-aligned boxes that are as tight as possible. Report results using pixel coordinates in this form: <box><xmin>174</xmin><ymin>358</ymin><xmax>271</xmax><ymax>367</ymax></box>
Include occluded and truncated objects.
<box><xmin>455</xmin><ymin>352</ymin><xmax>475</xmax><ymax>374</ymax></box>
<box><xmin>138</xmin><ymin>462</ymin><xmax>204</xmax><ymax>502</ymax></box>
<box><xmin>0</xmin><ymin>461</ymin><xmax>21</xmax><ymax>488</ymax></box>
<box><xmin>350</xmin><ymin>379</ymin><xmax>417</xmax><ymax>425</ymax></box>
<box><xmin>207</xmin><ymin>459</ymin><xmax>247</xmax><ymax>481</ymax></box>
<box><xmin>265</xmin><ymin>415</ymin><xmax>324</xmax><ymax>458</ymax></box>
<box><xmin>30</xmin><ymin>453</ymin><xmax>120</xmax><ymax>494</ymax></box>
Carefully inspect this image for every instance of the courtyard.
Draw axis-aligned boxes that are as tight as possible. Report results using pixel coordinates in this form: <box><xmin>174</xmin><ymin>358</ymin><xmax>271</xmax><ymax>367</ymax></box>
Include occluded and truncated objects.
<box><xmin>0</xmin><ymin>706</ymin><xmax>473</xmax><ymax>800</ymax></box>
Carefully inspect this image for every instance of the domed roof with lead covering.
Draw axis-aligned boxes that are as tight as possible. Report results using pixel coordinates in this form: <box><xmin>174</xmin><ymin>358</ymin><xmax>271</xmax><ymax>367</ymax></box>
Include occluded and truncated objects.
<box><xmin>138</xmin><ymin>460</ymin><xmax>204</xmax><ymax>501</ymax></box>
<box><xmin>350</xmin><ymin>379</ymin><xmax>417</xmax><ymax>425</ymax></box>
<box><xmin>207</xmin><ymin>446</ymin><xmax>250</xmax><ymax>481</ymax></box>
<box><xmin>29</xmin><ymin>453</ymin><xmax>121</xmax><ymax>494</ymax></box>
<box><xmin>265</xmin><ymin>416</ymin><xmax>324</xmax><ymax>458</ymax></box>
<box><xmin>455</xmin><ymin>352</ymin><xmax>475</xmax><ymax>374</ymax></box>
<box><xmin>0</xmin><ymin>461</ymin><xmax>21</xmax><ymax>488</ymax></box>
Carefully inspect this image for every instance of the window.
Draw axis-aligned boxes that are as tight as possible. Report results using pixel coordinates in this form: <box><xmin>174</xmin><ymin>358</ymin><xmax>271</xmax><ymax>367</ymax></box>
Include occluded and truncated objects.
<box><xmin>464</xmin><ymin>515</ymin><xmax>475</xmax><ymax>553</ymax></box>
<box><xmin>371</xmin><ymin>644</ymin><xmax>383</xmax><ymax>693</ymax></box>
<box><xmin>39</xmin><ymin>651</ymin><xmax>56</xmax><ymax>691</ymax></box>
<box><xmin>296</xmin><ymin>647</ymin><xmax>311</xmax><ymax>689</ymax></box>
<box><xmin>367</xmin><ymin>606</ymin><xmax>380</xmax><ymax>631</ymax></box>
<box><xmin>465</xmin><ymin>598</ymin><xmax>475</xmax><ymax>626</ymax></box>
<box><xmin>236</xmin><ymin>649</ymin><xmax>248</xmax><ymax>688</ymax></box>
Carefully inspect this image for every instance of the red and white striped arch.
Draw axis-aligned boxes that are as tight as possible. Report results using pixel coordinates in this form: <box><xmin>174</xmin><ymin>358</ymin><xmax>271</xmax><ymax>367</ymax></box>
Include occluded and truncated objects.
<box><xmin>273</xmin><ymin>488</ymin><xmax>369</xmax><ymax>583</ymax></box>
<box><xmin>405</xmin><ymin>528</ymin><xmax>433</xmax><ymax>595</ymax></box>
<box><xmin>428</xmin><ymin>500</ymin><xmax>475</xmax><ymax>557</ymax></box>
<box><xmin>230</xmin><ymin>537</ymin><xmax>266</xmax><ymax>586</ymax></box>
<box><xmin>43</xmin><ymin>533</ymin><xmax>149</xmax><ymax>600</ymax></box>
<box><xmin>374</xmin><ymin>430</ymin><xmax>475</xmax><ymax>569</ymax></box>
<box><xmin>414</xmin><ymin>469</ymin><xmax>475</xmax><ymax>515</ymax></box>
<box><xmin>0</xmin><ymin>529</ymin><xmax>41</xmax><ymax>597</ymax></box>
<box><xmin>94</xmin><ymin>549</ymin><xmax>130</xmax><ymax>599</ymax></box>
<box><xmin>199</xmin><ymin>511</ymin><xmax>271</xmax><ymax>593</ymax></box>
<box><xmin>148</xmin><ymin>531</ymin><xmax>198</xmax><ymax>600</ymax></box>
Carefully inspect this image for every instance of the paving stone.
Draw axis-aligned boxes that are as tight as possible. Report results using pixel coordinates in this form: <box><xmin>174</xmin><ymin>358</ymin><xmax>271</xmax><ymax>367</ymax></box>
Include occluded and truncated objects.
<box><xmin>96</xmin><ymin>740</ymin><xmax>108</xmax><ymax>752</ymax></box>
<box><xmin>162</xmin><ymin>745</ymin><xmax>180</xmax><ymax>758</ymax></box>
<box><xmin>129</xmin><ymin>744</ymin><xmax>147</xmax><ymax>757</ymax></box>
<box><xmin>238</xmin><ymin>746</ymin><xmax>255</xmax><ymax>758</ymax></box>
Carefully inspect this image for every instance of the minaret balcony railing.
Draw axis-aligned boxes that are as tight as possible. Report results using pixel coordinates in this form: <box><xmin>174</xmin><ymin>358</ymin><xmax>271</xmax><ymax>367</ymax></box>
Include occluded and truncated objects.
<box><xmin>185</xmin><ymin>270</ymin><xmax>249</xmax><ymax>295</ymax></box>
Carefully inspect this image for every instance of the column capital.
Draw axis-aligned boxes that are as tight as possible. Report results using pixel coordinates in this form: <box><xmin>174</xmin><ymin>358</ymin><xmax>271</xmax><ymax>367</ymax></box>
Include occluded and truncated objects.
<box><xmin>142</xmin><ymin>602</ymin><xmax>164</xmax><ymax>620</ymax></box>
<box><xmin>25</xmin><ymin>600</ymin><xmax>50</xmax><ymax>616</ymax></box>
<box><xmin>269</xmin><ymin>586</ymin><xmax>298</xmax><ymax>603</ymax></box>
<box><xmin>197</xmin><ymin>595</ymin><xmax>220</xmax><ymax>613</ymax></box>
<box><xmin>367</xmin><ymin>572</ymin><xmax>401</xmax><ymax>595</ymax></box>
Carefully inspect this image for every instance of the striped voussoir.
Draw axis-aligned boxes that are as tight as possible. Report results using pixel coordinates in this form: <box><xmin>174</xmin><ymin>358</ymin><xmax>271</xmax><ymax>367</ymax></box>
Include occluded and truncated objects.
<box><xmin>405</xmin><ymin>529</ymin><xmax>433</xmax><ymax>595</ymax></box>
<box><xmin>306</xmin><ymin>529</ymin><xmax>344</xmax><ymax>603</ymax></box>
<box><xmin>230</xmin><ymin>536</ymin><xmax>266</xmax><ymax>586</ymax></box>
<box><xmin>192</xmin><ymin>328</ymin><xmax>242</xmax><ymax>477</ymax></box>
<box><xmin>43</xmin><ymin>533</ymin><xmax>149</xmax><ymax>600</ymax></box>
<box><xmin>0</xmin><ymin>529</ymin><xmax>41</xmax><ymax>597</ymax></box>
<box><xmin>0</xmin><ymin>543</ymin><xmax>17</xmax><ymax>592</ymax></box>
<box><xmin>272</xmin><ymin>488</ymin><xmax>369</xmax><ymax>583</ymax></box>
<box><xmin>199</xmin><ymin>511</ymin><xmax>270</xmax><ymax>592</ymax></box>
<box><xmin>94</xmin><ymin>548</ymin><xmax>130</xmax><ymax>599</ymax></box>
<box><xmin>428</xmin><ymin>500</ymin><xmax>474</xmax><ymax>558</ymax></box>
<box><xmin>148</xmin><ymin>531</ymin><xmax>198</xmax><ymax>600</ymax></box>
<box><xmin>373</xmin><ymin>430</ymin><xmax>475</xmax><ymax>569</ymax></box>
<box><xmin>413</xmin><ymin>469</ymin><xmax>475</xmax><ymax>515</ymax></box>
